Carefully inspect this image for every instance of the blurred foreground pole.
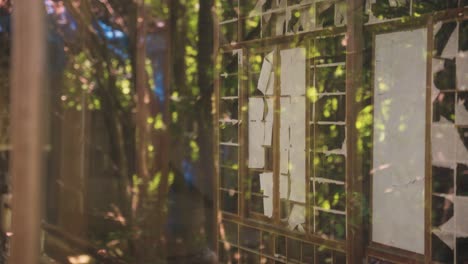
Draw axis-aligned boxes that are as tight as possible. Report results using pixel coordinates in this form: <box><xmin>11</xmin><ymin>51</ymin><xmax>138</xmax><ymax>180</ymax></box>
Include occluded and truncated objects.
<box><xmin>9</xmin><ymin>2</ymin><xmax>46</xmax><ymax>264</ymax></box>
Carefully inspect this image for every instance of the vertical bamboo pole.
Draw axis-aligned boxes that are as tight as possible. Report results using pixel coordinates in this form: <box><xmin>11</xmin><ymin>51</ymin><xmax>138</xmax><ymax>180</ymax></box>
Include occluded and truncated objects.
<box><xmin>345</xmin><ymin>0</ymin><xmax>365</xmax><ymax>263</ymax></box>
<box><xmin>9</xmin><ymin>2</ymin><xmax>46</xmax><ymax>264</ymax></box>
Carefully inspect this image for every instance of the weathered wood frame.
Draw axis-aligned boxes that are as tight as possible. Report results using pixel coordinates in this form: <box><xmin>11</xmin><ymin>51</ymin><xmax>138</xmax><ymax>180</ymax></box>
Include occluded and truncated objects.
<box><xmin>214</xmin><ymin>1</ymin><xmax>468</xmax><ymax>263</ymax></box>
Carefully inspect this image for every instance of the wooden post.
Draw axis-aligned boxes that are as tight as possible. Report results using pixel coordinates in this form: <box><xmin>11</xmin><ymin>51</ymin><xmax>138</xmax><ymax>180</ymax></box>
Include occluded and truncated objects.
<box><xmin>9</xmin><ymin>2</ymin><xmax>46</xmax><ymax>264</ymax></box>
<box><xmin>346</xmin><ymin>0</ymin><xmax>365</xmax><ymax>263</ymax></box>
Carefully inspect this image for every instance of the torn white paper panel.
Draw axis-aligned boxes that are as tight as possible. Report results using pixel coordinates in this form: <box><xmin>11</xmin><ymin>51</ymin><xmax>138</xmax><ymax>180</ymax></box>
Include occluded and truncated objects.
<box><xmin>280</xmin><ymin>147</ymin><xmax>289</xmax><ymax>174</ymax></box>
<box><xmin>441</xmin><ymin>24</ymin><xmax>458</xmax><ymax>59</ymax></box>
<box><xmin>372</xmin><ymin>29</ymin><xmax>427</xmax><ymax>254</ymax></box>
<box><xmin>323</xmin><ymin>136</ymin><xmax>347</xmax><ymax>156</ymax></box>
<box><xmin>275</xmin><ymin>14</ymin><xmax>286</xmax><ymax>36</ymax></box>
<box><xmin>280</xmin><ymin>174</ymin><xmax>289</xmax><ymax>199</ymax></box>
<box><xmin>457</xmin><ymin>51</ymin><xmax>468</xmax><ymax>91</ymax></box>
<box><xmin>280</xmin><ymin>48</ymin><xmax>306</xmax><ymax>96</ymax></box>
<box><xmin>266</xmin><ymin>71</ymin><xmax>275</xmax><ymax>96</ymax></box>
<box><xmin>456</xmin><ymin>95</ymin><xmax>468</xmax><ymax>125</ymax></box>
<box><xmin>291</xmin><ymin>7</ymin><xmax>314</xmax><ymax>33</ymax></box>
<box><xmin>433</xmin><ymin>229</ymin><xmax>454</xmax><ymax>250</ymax></box>
<box><xmin>280</xmin><ymin>97</ymin><xmax>291</xmax><ymax>125</ymax></box>
<box><xmin>260</xmin><ymin>172</ymin><xmax>274</xmax><ymax>217</ymax></box>
<box><xmin>432</xmin><ymin>124</ymin><xmax>457</xmax><ymax>163</ymax></box>
<box><xmin>365</xmin><ymin>0</ymin><xmax>378</xmax><ymax>22</ymax></box>
<box><xmin>433</xmin><ymin>196</ymin><xmax>468</xmax><ymax>249</ymax></box>
<box><xmin>249</xmin><ymin>98</ymin><xmax>265</xmax><ymax>121</ymax></box>
<box><xmin>288</xmin><ymin>204</ymin><xmax>305</xmax><ymax>230</ymax></box>
<box><xmin>257</xmin><ymin>52</ymin><xmax>274</xmax><ymax>94</ymax></box>
<box><xmin>280</xmin><ymin>97</ymin><xmax>291</xmax><ymax>174</ymax></box>
<box><xmin>265</xmin><ymin>98</ymin><xmax>275</xmax><ymax>122</ymax></box>
<box><xmin>264</xmin><ymin>121</ymin><xmax>273</xmax><ymax>146</ymax></box>
<box><xmin>250</xmin><ymin>0</ymin><xmax>266</xmax><ymax>16</ymax></box>
<box><xmin>289</xmin><ymin>96</ymin><xmax>306</xmax><ymax>149</ymax></box>
<box><xmin>432</xmin><ymin>58</ymin><xmax>444</xmax><ymax>102</ymax></box>
<box><xmin>280</xmin><ymin>97</ymin><xmax>291</xmax><ymax>146</ymax></box>
<box><xmin>335</xmin><ymin>1</ymin><xmax>347</xmax><ymax>26</ymax></box>
<box><xmin>249</xmin><ymin>121</ymin><xmax>265</xmax><ymax>168</ymax></box>
<box><xmin>289</xmin><ymin>147</ymin><xmax>306</xmax><ymax>203</ymax></box>
<box><xmin>276</xmin><ymin>0</ymin><xmax>286</xmax><ymax>8</ymax></box>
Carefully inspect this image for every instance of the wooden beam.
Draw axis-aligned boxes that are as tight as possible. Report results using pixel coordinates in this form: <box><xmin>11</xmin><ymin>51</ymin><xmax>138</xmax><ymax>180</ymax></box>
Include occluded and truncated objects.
<box><xmin>345</xmin><ymin>0</ymin><xmax>365</xmax><ymax>263</ymax></box>
<box><xmin>9</xmin><ymin>3</ymin><xmax>46</xmax><ymax>264</ymax></box>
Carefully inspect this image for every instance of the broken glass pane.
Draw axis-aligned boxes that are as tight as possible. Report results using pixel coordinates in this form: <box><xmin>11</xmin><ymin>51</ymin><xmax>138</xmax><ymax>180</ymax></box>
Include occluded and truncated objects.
<box><xmin>413</xmin><ymin>0</ymin><xmax>458</xmax><ymax>15</ymax></box>
<box><xmin>302</xmin><ymin>243</ymin><xmax>315</xmax><ymax>264</ymax></box>
<box><xmin>314</xmin><ymin>153</ymin><xmax>346</xmax><ymax>182</ymax></box>
<box><xmin>432</xmin><ymin>195</ymin><xmax>454</xmax><ymax>227</ymax></box>
<box><xmin>220</xmin><ymin>0</ymin><xmax>240</xmax><ymax>21</ymax></box>
<box><xmin>222</xmin><ymin>52</ymin><xmax>239</xmax><ymax>74</ymax></box>
<box><xmin>220</xmin><ymin>21</ymin><xmax>238</xmax><ymax>45</ymax></box>
<box><xmin>220</xmin><ymin>145</ymin><xmax>239</xmax><ymax>167</ymax></box>
<box><xmin>434</xmin><ymin>22</ymin><xmax>457</xmax><ymax>58</ymax></box>
<box><xmin>220</xmin><ymin>122</ymin><xmax>238</xmax><ymax>143</ymax></box>
<box><xmin>457</xmin><ymin>238</ymin><xmax>468</xmax><ymax>263</ymax></box>
<box><xmin>316</xmin><ymin>246</ymin><xmax>333</xmax><ymax>264</ymax></box>
<box><xmin>433</xmin><ymin>92</ymin><xmax>455</xmax><ymax>123</ymax></box>
<box><xmin>315</xmin><ymin>210</ymin><xmax>346</xmax><ymax>240</ymax></box>
<box><xmin>370</xmin><ymin>0</ymin><xmax>410</xmax><ymax>20</ymax></box>
<box><xmin>457</xmin><ymin>163</ymin><xmax>468</xmax><ymax>196</ymax></box>
<box><xmin>316</xmin><ymin>2</ymin><xmax>335</xmax><ymax>28</ymax></box>
<box><xmin>432</xmin><ymin>165</ymin><xmax>454</xmax><ymax>194</ymax></box>
<box><xmin>315</xmin><ymin>95</ymin><xmax>346</xmax><ymax>122</ymax></box>
<box><xmin>221</xmin><ymin>167</ymin><xmax>238</xmax><ymax>190</ymax></box>
<box><xmin>220</xmin><ymin>74</ymin><xmax>239</xmax><ymax>97</ymax></box>
<box><xmin>432</xmin><ymin>233</ymin><xmax>454</xmax><ymax>263</ymax></box>
<box><xmin>457</xmin><ymin>127</ymin><xmax>468</xmax><ymax>160</ymax></box>
<box><xmin>315</xmin><ymin>124</ymin><xmax>346</xmax><ymax>152</ymax></box>
<box><xmin>250</xmin><ymin>170</ymin><xmax>262</xmax><ymax>194</ymax></box>
<box><xmin>287</xmin><ymin>6</ymin><xmax>315</xmax><ymax>34</ymax></box>
<box><xmin>221</xmin><ymin>220</ymin><xmax>239</xmax><ymax>244</ymax></box>
<box><xmin>315</xmin><ymin>65</ymin><xmax>346</xmax><ymax>93</ymax></box>
<box><xmin>250</xmin><ymin>194</ymin><xmax>264</xmax><ymax>214</ymax></box>
<box><xmin>218</xmin><ymin>242</ymin><xmax>240</xmax><ymax>263</ymax></box>
<box><xmin>240</xmin><ymin>225</ymin><xmax>261</xmax><ymax>250</ymax></box>
<box><xmin>221</xmin><ymin>190</ymin><xmax>239</xmax><ymax>214</ymax></box>
<box><xmin>460</xmin><ymin>20</ymin><xmax>468</xmax><ymax>52</ymax></box>
<box><xmin>456</xmin><ymin>93</ymin><xmax>468</xmax><ymax>124</ymax></box>
<box><xmin>315</xmin><ymin>182</ymin><xmax>346</xmax><ymax>211</ymax></box>
<box><xmin>433</xmin><ymin>59</ymin><xmax>456</xmax><ymax>91</ymax></box>
<box><xmin>287</xmin><ymin>238</ymin><xmax>301</xmax><ymax>262</ymax></box>
<box><xmin>275</xmin><ymin>235</ymin><xmax>287</xmax><ymax>259</ymax></box>
<box><xmin>261</xmin><ymin>11</ymin><xmax>287</xmax><ymax>38</ymax></box>
<box><xmin>220</xmin><ymin>99</ymin><xmax>239</xmax><ymax>120</ymax></box>
<box><xmin>243</xmin><ymin>16</ymin><xmax>261</xmax><ymax>41</ymax></box>
<box><xmin>239</xmin><ymin>0</ymin><xmax>256</xmax><ymax>16</ymax></box>
<box><xmin>315</xmin><ymin>36</ymin><xmax>346</xmax><ymax>64</ymax></box>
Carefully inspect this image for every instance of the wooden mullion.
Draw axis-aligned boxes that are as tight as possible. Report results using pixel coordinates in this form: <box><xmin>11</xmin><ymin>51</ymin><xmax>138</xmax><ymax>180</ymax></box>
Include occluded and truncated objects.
<box><xmin>273</xmin><ymin>45</ymin><xmax>281</xmax><ymax>225</ymax></box>
<box><xmin>345</xmin><ymin>0</ymin><xmax>365</xmax><ymax>263</ymax></box>
<box><xmin>425</xmin><ymin>16</ymin><xmax>434</xmax><ymax>264</ymax></box>
<box><xmin>213</xmin><ymin>7</ymin><xmax>221</xmax><ymax>255</ymax></box>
